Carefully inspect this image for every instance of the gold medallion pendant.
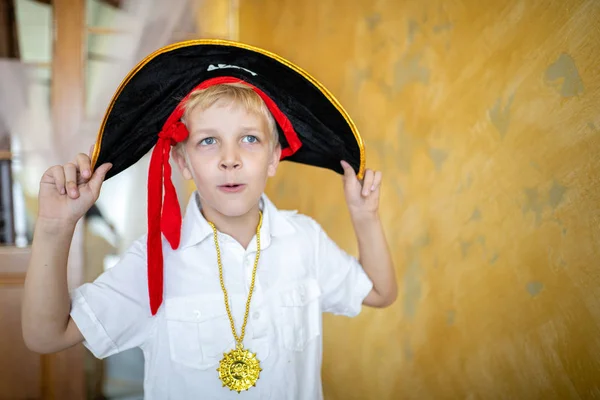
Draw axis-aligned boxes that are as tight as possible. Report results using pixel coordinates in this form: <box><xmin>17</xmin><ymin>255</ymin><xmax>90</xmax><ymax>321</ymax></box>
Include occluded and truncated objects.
<box><xmin>217</xmin><ymin>344</ymin><xmax>262</xmax><ymax>392</ymax></box>
<box><xmin>208</xmin><ymin>211</ymin><xmax>264</xmax><ymax>393</ymax></box>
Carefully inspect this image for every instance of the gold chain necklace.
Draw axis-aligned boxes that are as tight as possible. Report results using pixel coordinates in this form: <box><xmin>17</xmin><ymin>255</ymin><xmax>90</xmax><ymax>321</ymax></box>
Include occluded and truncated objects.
<box><xmin>207</xmin><ymin>211</ymin><xmax>263</xmax><ymax>393</ymax></box>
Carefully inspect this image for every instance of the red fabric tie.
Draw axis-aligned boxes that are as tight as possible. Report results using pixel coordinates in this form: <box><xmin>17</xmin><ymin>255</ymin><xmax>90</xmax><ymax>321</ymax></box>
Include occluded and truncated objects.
<box><xmin>147</xmin><ymin>121</ymin><xmax>187</xmax><ymax>315</ymax></box>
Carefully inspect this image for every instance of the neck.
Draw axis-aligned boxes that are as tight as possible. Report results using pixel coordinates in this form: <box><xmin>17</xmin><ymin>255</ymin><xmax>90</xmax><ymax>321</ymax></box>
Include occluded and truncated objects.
<box><xmin>200</xmin><ymin>202</ymin><xmax>261</xmax><ymax>249</ymax></box>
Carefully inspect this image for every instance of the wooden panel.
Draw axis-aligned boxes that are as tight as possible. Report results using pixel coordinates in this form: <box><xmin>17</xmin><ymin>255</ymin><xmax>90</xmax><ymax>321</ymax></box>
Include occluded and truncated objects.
<box><xmin>239</xmin><ymin>0</ymin><xmax>600</xmax><ymax>398</ymax></box>
<box><xmin>1</xmin><ymin>0</ymin><xmax>88</xmax><ymax>398</ymax></box>
<box><xmin>0</xmin><ymin>287</ymin><xmax>42</xmax><ymax>399</ymax></box>
<box><xmin>0</xmin><ymin>0</ymin><xmax>19</xmax><ymax>58</ymax></box>
<box><xmin>0</xmin><ymin>246</ymin><xmax>31</xmax><ymax>272</ymax></box>
<box><xmin>0</xmin><ymin>247</ymin><xmax>42</xmax><ymax>400</ymax></box>
<box><xmin>49</xmin><ymin>0</ymin><xmax>87</xmax><ymax>399</ymax></box>
<box><xmin>51</xmin><ymin>0</ymin><xmax>85</xmax><ymax>162</ymax></box>
<box><xmin>0</xmin><ymin>242</ymin><xmax>88</xmax><ymax>400</ymax></box>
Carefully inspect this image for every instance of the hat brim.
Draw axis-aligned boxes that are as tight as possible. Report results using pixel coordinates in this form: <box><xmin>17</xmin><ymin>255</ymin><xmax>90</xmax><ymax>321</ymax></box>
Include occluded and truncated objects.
<box><xmin>91</xmin><ymin>39</ymin><xmax>365</xmax><ymax>180</ymax></box>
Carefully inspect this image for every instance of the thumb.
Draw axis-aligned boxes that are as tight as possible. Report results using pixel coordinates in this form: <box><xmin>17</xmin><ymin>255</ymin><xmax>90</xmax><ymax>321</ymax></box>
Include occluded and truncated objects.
<box><xmin>88</xmin><ymin>162</ymin><xmax>112</xmax><ymax>197</ymax></box>
<box><xmin>340</xmin><ymin>160</ymin><xmax>357</xmax><ymax>183</ymax></box>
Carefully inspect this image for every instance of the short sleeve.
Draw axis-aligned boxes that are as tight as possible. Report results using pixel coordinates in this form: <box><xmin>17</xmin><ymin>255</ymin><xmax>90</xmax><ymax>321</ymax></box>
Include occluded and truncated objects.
<box><xmin>69</xmin><ymin>236</ymin><xmax>155</xmax><ymax>359</ymax></box>
<box><xmin>312</xmin><ymin>221</ymin><xmax>373</xmax><ymax>317</ymax></box>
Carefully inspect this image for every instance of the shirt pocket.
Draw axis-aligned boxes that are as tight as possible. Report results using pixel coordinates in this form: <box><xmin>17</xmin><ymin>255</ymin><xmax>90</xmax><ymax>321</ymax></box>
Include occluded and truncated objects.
<box><xmin>164</xmin><ymin>294</ymin><xmax>235</xmax><ymax>370</ymax></box>
<box><xmin>278</xmin><ymin>278</ymin><xmax>322</xmax><ymax>352</ymax></box>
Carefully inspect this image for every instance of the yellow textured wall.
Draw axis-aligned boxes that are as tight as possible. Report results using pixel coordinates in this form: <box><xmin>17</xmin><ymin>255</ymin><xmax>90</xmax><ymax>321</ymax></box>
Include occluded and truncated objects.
<box><xmin>238</xmin><ymin>0</ymin><xmax>600</xmax><ymax>398</ymax></box>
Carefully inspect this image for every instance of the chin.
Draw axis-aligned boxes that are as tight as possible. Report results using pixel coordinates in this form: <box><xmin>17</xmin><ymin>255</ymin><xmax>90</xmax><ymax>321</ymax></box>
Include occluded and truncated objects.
<box><xmin>200</xmin><ymin>193</ymin><xmax>261</xmax><ymax>218</ymax></box>
<box><xmin>216</xmin><ymin>204</ymin><xmax>255</xmax><ymax>218</ymax></box>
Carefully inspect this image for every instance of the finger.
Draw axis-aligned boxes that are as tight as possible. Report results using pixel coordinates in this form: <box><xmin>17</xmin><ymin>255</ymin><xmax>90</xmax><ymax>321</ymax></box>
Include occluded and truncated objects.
<box><xmin>48</xmin><ymin>165</ymin><xmax>66</xmax><ymax>195</ymax></box>
<box><xmin>88</xmin><ymin>163</ymin><xmax>113</xmax><ymax>198</ymax></box>
<box><xmin>371</xmin><ymin>171</ymin><xmax>383</xmax><ymax>192</ymax></box>
<box><xmin>75</xmin><ymin>153</ymin><xmax>92</xmax><ymax>180</ymax></box>
<box><xmin>340</xmin><ymin>160</ymin><xmax>357</xmax><ymax>182</ymax></box>
<box><xmin>64</xmin><ymin>162</ymin><xmax>80</xmax><ymax>199</ymax></box>
<box><xmin>362</xmin><ymin>169</ymin><xmax>374</xmax><ymax>196</ymax></box>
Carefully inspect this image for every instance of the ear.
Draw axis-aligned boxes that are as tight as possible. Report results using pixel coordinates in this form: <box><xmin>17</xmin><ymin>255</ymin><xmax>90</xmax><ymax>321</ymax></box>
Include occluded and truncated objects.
<box><xmin>267</xmin><ymin>143</ymin><xmax>281</xmax><ymax>177</ymax></box>
<box><xmin>172</xmin><ymin>145</ymin><xmax>193</xmax><ymax>180</ymax></box>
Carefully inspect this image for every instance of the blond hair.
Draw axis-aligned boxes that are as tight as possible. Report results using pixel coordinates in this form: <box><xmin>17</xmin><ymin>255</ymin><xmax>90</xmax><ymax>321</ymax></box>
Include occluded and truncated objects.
<box><xmin>179</xmin><ymin>82</ymin><xmax>278</xmax><ymax>149</ymax></box>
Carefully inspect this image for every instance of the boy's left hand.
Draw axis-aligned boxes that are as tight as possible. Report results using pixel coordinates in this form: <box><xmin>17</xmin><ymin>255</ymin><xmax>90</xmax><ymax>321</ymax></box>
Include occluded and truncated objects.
<box><xmin>340</xmin><ymin>160</ymin><xmax>382</xmax><ymax>218</ymax></box>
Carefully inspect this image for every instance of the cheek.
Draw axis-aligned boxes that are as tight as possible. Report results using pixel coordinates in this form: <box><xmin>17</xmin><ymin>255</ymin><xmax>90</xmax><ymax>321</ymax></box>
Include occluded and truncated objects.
<box><xmin>190</xmin><ymin>165</ymin><xmax>210</xmax><ymax>183</ymax></box>
<box><xmin>182</xmin><ymin>153</ymin><xmax>210</xmax><ymax>181</ymax></box>
<box><xmin>244</xmin><ymin>155</ymin><xmax>272</xmax><ymax>176</ymax></box>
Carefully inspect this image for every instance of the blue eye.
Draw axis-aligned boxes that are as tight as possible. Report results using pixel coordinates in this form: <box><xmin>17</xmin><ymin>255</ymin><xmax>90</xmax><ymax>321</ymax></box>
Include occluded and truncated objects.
<box><xmin>199</xmin><ymin>137</ymin><xmax>216</xmax><ymax>146</ymax></box>
<box><xmin>242</xmin><ymin>135</ymin><xmax>258</xmax><ymax>143</ymax></box>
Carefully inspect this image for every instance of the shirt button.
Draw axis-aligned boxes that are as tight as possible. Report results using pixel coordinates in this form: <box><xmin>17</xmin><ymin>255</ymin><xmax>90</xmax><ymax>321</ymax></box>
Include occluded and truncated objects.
<box><xmin>194</xmin><ymin>310</ymin><xmax>202</xmax><ymax>319</ymax></box>
<box><xmin>252</xmin><ymin>312</ymin><xmax>260</xmax><ymax>320</ymax></box>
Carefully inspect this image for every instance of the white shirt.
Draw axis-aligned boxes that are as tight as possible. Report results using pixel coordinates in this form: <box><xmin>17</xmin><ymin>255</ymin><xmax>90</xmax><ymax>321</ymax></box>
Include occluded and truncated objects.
<box><xmin>70</xmin><ymin>193</ymin><xmax>373</xmax><ymax>400</ymax></box>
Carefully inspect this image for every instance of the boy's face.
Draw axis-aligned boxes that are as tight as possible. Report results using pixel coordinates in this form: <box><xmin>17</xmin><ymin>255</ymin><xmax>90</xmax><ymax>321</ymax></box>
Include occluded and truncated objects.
<box><xmin>174</xmin><ymin>100</ymin><xmax>281</xmax><ymax>218</ymax></box>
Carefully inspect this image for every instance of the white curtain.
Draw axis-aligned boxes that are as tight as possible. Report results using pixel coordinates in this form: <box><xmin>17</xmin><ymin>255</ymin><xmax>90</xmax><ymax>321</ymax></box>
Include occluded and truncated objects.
<box><xmin>0</xmin><ymin>0</ymin><xmax>201</xmax><ymax>252</ymax></box>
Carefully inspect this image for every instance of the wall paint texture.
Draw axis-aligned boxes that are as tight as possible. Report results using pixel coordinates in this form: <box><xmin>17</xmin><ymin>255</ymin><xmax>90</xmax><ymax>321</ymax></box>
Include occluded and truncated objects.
<box><xmin>238</xmin><ymin>0</ymin><xmax>600</xmax><ymax>398</ymax></box>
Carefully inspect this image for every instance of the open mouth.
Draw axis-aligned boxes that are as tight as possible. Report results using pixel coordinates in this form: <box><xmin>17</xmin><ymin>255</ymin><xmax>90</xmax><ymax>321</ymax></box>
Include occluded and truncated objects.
<box><xmin>218</xmin><ymin>183</ymin><xmax>246</xmax><ymax>193</ymax></box>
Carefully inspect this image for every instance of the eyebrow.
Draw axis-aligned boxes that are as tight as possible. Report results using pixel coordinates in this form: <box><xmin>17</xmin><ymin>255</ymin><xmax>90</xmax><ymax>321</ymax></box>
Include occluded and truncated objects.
<box><xmin>190</xmin><ymin>128</ymin><xmax>219</xmax><ymax>137</ymax></box>
<box><xmin>240</xmin><ymin>126</ymin><xmax>263</xmax><ymax>133</ymax></box>
<box><xmin>190</xmin><ymin>127</ymin><xmax>264</xmax><ymax>136</ymax></box>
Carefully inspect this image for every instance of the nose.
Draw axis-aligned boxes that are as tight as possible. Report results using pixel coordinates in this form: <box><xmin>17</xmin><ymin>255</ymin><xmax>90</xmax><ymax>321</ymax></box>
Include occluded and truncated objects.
<box><xmin>219</xmin><ymin>145</ymin><xmax>242</xmax><ymax>171</ymax></box>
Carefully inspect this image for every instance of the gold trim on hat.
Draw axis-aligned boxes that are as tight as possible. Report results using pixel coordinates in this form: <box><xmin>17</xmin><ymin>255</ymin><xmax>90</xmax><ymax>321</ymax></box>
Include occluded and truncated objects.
<box><xmin>91</xmin><ymin>39</ymin><xmax>366</xmax><ymax>179</ymax></box>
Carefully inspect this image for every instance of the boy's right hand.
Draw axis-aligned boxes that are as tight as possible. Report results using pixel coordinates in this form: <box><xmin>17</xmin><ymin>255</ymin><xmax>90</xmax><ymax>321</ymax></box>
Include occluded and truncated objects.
<box><xmin>38</xmin><ymin>146</ymin><xmax>112</xmax><ymax>227</ymax></box>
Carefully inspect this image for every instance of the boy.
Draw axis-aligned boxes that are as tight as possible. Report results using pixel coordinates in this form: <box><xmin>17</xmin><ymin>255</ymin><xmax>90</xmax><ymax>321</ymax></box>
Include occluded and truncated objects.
<box><xmin>22</xmin><ymin>40</ymin><xmax>396</xmax><ymax>399</ymax></box>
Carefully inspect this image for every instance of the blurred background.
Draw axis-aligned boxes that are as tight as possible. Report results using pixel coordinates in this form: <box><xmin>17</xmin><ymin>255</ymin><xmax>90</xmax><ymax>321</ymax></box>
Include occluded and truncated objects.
<box><xmin>0</xmin><ymin>0</ymin><xmax>599</xmax><ymax>399</ymax></box>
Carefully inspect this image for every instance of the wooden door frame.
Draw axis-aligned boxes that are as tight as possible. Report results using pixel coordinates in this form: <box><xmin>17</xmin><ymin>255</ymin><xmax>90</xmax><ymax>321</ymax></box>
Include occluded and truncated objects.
<box><xmin>46</xmin><ymin>0</ymin><xmax>87</xmax><ymax>398</ymax></box>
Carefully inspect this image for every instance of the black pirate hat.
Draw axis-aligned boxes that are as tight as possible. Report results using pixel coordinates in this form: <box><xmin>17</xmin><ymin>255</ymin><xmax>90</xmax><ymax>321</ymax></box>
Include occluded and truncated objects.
<box><xmin>90</xmin><ymin>39</ymin><xmax>366</xmax><ymax>315</ymax></box>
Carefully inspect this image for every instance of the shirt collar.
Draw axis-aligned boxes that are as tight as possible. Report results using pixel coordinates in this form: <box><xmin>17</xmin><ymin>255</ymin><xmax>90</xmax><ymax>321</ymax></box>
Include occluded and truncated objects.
<box><xmin>178</xmin><ymin>192</ymin><xmax>295</xmax><ymax>250</ymax></box>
